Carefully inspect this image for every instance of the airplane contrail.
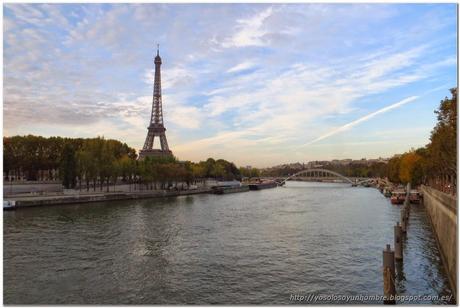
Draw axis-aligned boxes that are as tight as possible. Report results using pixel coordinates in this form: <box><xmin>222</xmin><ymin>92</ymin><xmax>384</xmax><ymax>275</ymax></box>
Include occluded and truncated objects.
<box><xmin>299</xmin><ymin>95</ymin><xmax>419</xmax><ymax>148</ymax></box>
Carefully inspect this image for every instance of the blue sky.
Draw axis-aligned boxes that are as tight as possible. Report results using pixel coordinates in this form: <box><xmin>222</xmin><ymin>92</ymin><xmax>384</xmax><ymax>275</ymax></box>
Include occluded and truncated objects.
<box><xmin>3</xmin><ymin>4</ymin><xmax>457</xmax><ymax>167</ymax></box>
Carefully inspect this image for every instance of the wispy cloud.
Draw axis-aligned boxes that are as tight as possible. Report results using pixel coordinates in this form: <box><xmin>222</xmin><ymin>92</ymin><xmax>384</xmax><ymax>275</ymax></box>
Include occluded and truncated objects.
<box><xmin>3</xmin><ymin>4</ymin><xmax>457</xmax><ymax>166</ymax></box>
<box><xmin>299</xmin><ymin>96</ymin><xmax>419</xmax><ymax>147</ymax></box>
<box><xmin>221</xmin><ymin>6</ymin><xmax>274</xmax><ymax>48</ymax></box>
<box><xmin>226</xmin><ymin>61</ymin><xmax>256</xmax><ymax>73</ymax></box>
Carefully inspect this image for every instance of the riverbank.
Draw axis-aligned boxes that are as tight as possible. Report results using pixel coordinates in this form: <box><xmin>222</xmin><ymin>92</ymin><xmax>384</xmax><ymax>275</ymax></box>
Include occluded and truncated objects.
<box><xmin>5</xmin><ymin>187</ymin><xmax>212</xmax><ymax>209</ymax></box>
<box><xmin>421</xmin><ymin>185</ymin><xmax>457</xmax><ymax>300</ymax></box>
<box><xmin>5</xmin><ymin>180</ymin><xmax>281</xmax><ymax>209</ymax></box>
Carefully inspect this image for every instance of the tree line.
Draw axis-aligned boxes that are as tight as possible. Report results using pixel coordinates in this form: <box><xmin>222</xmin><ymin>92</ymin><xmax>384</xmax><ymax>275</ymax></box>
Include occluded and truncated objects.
<box><xmin>4</xmin><ymin>136</ymin><xmax>242</xmax><ymax>190</ymax></box>
<box><xmin>4</xmin><ymin>135</ymin><xmax>136</xmax><ymax>182</ymax></box>
<box><xmin>386</xmin><ymin>88</ymin><xmax>457</xmax><ymax>194</ymax></box>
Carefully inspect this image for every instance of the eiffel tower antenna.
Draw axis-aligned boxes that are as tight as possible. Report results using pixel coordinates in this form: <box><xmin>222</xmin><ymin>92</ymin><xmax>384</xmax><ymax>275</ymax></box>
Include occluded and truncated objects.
<box><xmin>138</xmin><ymin>45</ymin><xmax>173</xmax><ymax>160</ymax></box>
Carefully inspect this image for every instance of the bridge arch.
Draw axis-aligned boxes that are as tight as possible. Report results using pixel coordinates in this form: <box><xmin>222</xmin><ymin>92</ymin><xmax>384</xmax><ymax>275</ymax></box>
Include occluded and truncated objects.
<box><xmin>280</xmin><ymin>168</ymin><xmax>355</xmax><ymax>185</ymax></box>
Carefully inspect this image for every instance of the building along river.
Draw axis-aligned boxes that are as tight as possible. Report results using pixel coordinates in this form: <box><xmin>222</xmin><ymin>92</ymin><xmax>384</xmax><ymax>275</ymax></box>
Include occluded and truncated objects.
<box><xmin>3</xmin><ymin>182</ymin><xmax>454</xmax><ymax>304</ymax></box>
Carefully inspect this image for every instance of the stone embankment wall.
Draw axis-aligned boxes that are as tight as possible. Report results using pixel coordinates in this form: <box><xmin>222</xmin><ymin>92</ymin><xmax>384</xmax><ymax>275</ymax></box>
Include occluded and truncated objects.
<box><xmin>421</xmin><ymin>185</ymin><xmax>457</xmax><ymax>299</ymax></box>
<box><xmin>10</xmin><ymin>188</ymin><xmax>212</xmax><ymax>208</ymax></box>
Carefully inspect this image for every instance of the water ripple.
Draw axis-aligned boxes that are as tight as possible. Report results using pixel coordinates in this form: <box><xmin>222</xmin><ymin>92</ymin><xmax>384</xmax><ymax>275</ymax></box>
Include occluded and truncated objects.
<box><xmin>4</xmin><ymin>182</ymin><xmax>453</xmax><ymax>304</ymax></box>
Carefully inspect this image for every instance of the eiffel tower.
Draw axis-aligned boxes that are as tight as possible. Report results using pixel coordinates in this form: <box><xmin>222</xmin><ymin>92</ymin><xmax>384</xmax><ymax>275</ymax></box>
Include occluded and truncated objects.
<box><xmin>138</xmin><ymin>45</ymin><xmax>173</xmax><ymax>160</ymax></box>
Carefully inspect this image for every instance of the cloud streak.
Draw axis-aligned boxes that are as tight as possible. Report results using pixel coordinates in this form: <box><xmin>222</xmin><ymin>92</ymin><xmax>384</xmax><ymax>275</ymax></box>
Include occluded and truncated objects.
<box><xmin>299</xmin><ymin>96</ymin><xmax>419</xmax><ymax>147</ymax></box>
<box><xmin>3</xmin><ymin>4</ymin><xmax>457</xmax><ymax>166</ymax></box>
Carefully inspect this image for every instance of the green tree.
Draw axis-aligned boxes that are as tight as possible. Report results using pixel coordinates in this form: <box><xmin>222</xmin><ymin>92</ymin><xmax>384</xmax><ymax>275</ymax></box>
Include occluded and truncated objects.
<box><xmin>387</xmin><ymin>156</ymin><xmax>402</xmax><ymax>184</ymax></box>
<box><xmin>424</xmin><ymin>88</ymin><xmax>457</xmax><ymax>192</ymax></box>
<box><xmin>60</xmin><ymin>143</ymin><xmax>77</xmax><ymax>189</ymax></box>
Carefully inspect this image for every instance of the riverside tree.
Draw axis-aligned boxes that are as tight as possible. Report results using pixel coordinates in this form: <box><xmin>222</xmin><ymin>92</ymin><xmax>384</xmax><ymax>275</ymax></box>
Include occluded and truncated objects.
<box><xmin>383</xmin><ymin>88</ymin><xmax>457</xmax><ymax>192</ymax></box>
<box><xmin>60</xmin><ymin>143</ymin><xmax>77</xmax><ymax>189</ymax></box>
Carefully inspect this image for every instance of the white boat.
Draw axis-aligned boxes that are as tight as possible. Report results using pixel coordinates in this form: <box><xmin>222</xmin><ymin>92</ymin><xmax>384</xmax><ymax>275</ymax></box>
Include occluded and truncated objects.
<box><xmin>3</xmin><ymin>200</ymin><xmax>16</xmax><ymax>210</ymax></box>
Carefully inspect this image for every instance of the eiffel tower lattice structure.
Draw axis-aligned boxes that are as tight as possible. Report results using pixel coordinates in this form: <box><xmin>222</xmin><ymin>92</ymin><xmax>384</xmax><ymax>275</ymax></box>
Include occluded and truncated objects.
<box><xmin>139</xmin><ymin>45</ymin><xmax>173</xmax><ymax>160</ymax></box>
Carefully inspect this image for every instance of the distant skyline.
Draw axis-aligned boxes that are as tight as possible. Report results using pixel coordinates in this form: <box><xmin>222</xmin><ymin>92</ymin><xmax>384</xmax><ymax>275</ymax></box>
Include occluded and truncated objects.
<box><xmin>3</xmin><ymin>4</ymin><xmax>457</xmax><ymax>167</ymax></box>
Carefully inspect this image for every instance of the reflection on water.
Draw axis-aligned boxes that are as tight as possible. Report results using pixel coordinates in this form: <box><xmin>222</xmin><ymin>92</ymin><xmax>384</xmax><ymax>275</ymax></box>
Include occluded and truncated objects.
<box><xmin>3</xmin><ymin>182</ymin><xmax>453</xmax><ymax>304</ymax></box>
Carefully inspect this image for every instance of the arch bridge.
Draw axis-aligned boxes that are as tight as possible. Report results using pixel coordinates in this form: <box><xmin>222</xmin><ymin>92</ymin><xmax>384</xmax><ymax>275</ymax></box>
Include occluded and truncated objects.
<box><xmin>278</xmin><ymin>168</ymin><xmax>373</xmax><ymax>186</ymax></box>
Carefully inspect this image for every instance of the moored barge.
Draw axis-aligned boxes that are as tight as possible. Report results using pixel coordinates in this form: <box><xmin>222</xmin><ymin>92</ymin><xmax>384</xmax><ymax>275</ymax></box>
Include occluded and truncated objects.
<box><xmin>248</xmin><ymin>180</ymin><xmax>278</xmax><ymax>190</ymax></box>
<box><xmin>212</xmin><ymin>185</ymin><xmax>250</xmax><ymax>194</ymax></box>
<box><xmin>3</xmin><ymin>200</ymin><xmax>16</xmax><ymax>210</ymax></box>
<box><xmin>390</xmin><ymin>190</ymin><xmax>406</xmax><ymax>205</ymax></box>
<box><xmin>409</xmin><ymin>190</ymin><xmax>422</xmax><ymax>204</ymax></box>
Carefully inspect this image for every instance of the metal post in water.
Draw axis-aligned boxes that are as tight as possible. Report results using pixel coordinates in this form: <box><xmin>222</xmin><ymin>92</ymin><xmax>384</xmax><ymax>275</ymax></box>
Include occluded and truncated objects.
<box><xmin>383</xmin><ymin>244</ymin><xmax>396</xmax><ymax>304</ymax></box>
<box><xmin>400</xmin><ymin>209</ymin><xmax>406</xmax><ymax>234</ymax></box>
<box><xmin>404</xmin><ymin>182</ymin><xmax>411</xmax><ymax>216</ymax></box>
<box><xmin>405</xmin><ymin>204</ymin><xmax>409</xmax><ymax>228</ymax></box>
<box><xmin>394</xmin><ymin>222</ymin><xmax>403</xmax><ymax>261</ymax></box>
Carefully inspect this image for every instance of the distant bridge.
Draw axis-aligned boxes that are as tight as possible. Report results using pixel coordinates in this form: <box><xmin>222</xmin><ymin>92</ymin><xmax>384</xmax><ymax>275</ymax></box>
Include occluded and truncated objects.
<box><xmin>278</xmin><ymin>168</ymin><xmax>373</xmax><ymax>186</ymax></box>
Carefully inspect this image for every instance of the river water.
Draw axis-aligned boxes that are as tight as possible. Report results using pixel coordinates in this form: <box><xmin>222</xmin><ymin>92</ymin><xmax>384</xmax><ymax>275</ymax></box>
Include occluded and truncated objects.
<box><xmin>3</xmin><ymin>182</ymin><xmax>454</xmax><ymax>304</ymax></box>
